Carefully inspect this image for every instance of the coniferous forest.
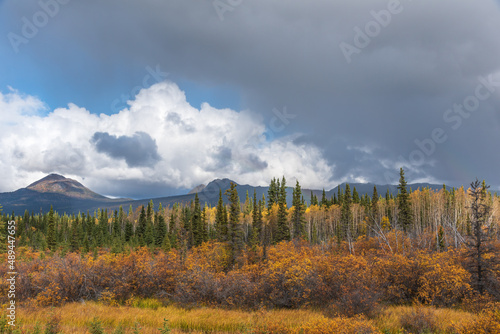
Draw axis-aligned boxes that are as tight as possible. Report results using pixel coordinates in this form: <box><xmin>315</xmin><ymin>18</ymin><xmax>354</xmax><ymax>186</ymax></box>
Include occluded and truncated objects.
<box><xmin>2</xmin><ymin>169</ymin><xmax>500</xmax><ymax>333</ymax></box>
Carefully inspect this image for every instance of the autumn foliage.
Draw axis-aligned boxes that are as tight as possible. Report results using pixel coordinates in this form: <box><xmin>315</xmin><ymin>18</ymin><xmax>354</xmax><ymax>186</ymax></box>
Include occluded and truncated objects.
<box><xmin>1</xmin><ymin>240</ymin><xmax>499</xmax><ymax>313</ymax></box>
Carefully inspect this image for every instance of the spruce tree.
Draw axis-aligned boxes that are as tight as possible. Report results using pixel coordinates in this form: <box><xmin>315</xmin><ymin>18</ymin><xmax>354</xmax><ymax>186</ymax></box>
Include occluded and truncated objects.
<box><xmin>275</xmin><ymin>176</ymin><xmax>290</xmax><ymax>243</ymax></box>
<box><xmin>118</xmin><ymin>206</ymin><xmax>125</xmax><ymax>233</ymax></box>
<box><xmin>162</xmin><ymin>231</ymin><xmax>172</xmax><ymax>252</ymax></box>
<box><xmin>201</xmin><ymin>206</ymin><xmax>208</xmax><ymax>243</ymax></box>
<box><xmin>155</xmin><ymin>214</ymin><xmax>167</xmax><ymax>247</ymax></box>
<box><xmin>124</xmin><ymin>219</ymin><xmax>133</xmax><ymax>243</ymax></box>
<box><xmin>70</xmin><ymin>214</ymin><xmax>80</xmax><ymax>252</ymax></box>
<box><xmin>352</xmin><ymin>187</ymin><xmax>360</xmax><ymax>204</ymax></box>
<box><xmin>168</xmin><ymin>211</ymin><xmax>177</xmax><ymax>248</ymax></box>
<box><xmin>321</xmin><ymin>189</ymin><xmax>328</xmax><ymax>207</ymax></box>
<box><xmin>136</xmin><ymin>206</ymin><xmax>147</xmax><ymax>246</ymax></box>
<box><xmin>147</xmin><ymin>200</ymin><xmax>154</xmax><ymax>226</ymax></box>
<box><xmin>226</xmin><ymin>182</ymin><xmax>244</xmax><ymax>267</ymax></box>
<box><xmin>292</xmin><ymin>180</ymin><xmax>306</xmax><ymax>239</ymax></box>
<box><xmin>215</xmin><ymin>190</ymin><xmax>227</xmax><ymax>241</ymax></box>
<box><xmin>112</xmin><ymin>210</ymin><xmax>120</xmax><ymax>238</ymax></box>
<box><xmin>397</xmin><ymin>168</ymin><xmax>413</xmax><ymax>232</ymax></box>
<box><xmin>267</xmin><ymin>178</ymin><xmax>279</xmax><ymax>210</ymax></box>
<box><xmin>144</xmin><ymin>219</ymin><xmax>155</xmax><ymax>246</ymax></box>
<box><xmin>371</xmin><ymin>186</ymin><xmax>379</xmax><ymax>232</ymax></box>
<box><xmin>46</xmin><ymin>206</ymin><xmax>56</xmax><ymax>251</ymax></box>
<box><xmin>341</xmin><ymin>184</ymin><xmax>353</xmax><ymax>242</ymax></box>
<box><xmin>192</xmin><ymin>193</ymin><xmax>203</xmax><ymax>246</ymax></box>
<box><xmin>182</xmin><ymin>205</ymin><xmax>193</xmax><ymax>248</ymax></box>
<box><xmin>252</xmin><ymin>190</ymin><xmax>263</xmax><ymax>245</ymax></box>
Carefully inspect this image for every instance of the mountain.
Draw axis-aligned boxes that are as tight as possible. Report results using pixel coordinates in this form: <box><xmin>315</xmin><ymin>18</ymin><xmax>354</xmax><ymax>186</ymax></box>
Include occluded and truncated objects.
<box><xmin>26</xmin><ymin>174</ymin><xmax>106</xmax><ymax>200</ymax></box>
<box><xmin>0</xmin><ymin>174</ymin><xmax>128</xmax><ymax>215</ymax></box>
<box><xmin>188</xmin><ymin>184</ymin><xmax>206</xmax><ymax>194</ymax></box>
<box><xmin>0</xmin><ymin>174</ymin><xmax>450</xmax><ymax>215</ymax></box>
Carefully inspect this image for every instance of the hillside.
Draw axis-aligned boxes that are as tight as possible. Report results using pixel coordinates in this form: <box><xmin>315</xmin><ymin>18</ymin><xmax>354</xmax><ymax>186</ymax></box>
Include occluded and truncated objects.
<box><xmin>0</xmin><ymin>174</ymin><xmax>449</xmax><ymax>215</ymax></box>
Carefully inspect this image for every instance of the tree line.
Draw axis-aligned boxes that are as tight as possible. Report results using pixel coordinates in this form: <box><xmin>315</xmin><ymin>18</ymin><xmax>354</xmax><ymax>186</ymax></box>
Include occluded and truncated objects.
<box><xmin>1</xmin><ymin>168</ymin><xmax>500</xmax><ymax>312</ymax></box>
<box><xmin>3</xmin><ymin>169</ymin><xmax>498</xmax><ymax>252</ymax></box>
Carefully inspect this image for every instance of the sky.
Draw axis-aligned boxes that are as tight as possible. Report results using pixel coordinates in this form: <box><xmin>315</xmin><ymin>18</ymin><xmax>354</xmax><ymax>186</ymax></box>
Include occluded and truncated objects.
<box><xmin>0</xmin><ymin>0</ymin><xmax>500</xmax><ymax>199</ymax></box>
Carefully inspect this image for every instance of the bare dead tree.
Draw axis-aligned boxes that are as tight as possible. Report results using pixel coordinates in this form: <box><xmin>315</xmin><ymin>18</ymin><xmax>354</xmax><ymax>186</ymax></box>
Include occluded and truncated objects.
<box><xmin>464</xmin><ymin>179</ymin><xmax>498</xmax><ymax>297</ymax></box>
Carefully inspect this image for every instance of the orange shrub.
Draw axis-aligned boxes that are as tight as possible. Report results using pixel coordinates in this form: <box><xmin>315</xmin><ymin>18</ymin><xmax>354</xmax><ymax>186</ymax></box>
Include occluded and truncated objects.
<box><xmin>259</xmin><ymin>241</ymin><xmax>321</xmax><ymax>308</ymax></box>
<box><xmin>454</xmin><ymin>304</ymin><xmax>500</xmax><ymax>334</ymax></box>
<box><xmin>417</xmin><ymin>251</ymin><xmax>472</xmax><ymax>306</ymax></box>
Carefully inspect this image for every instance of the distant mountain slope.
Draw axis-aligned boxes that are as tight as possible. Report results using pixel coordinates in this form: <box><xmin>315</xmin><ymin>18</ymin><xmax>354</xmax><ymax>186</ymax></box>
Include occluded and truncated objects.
<box><xmin>0</xmin><ymin>174</ymin><xmax>127</xmax><ymax>215</ymax></box>
<box><xmin>26</xmin><ymin>174</ymin><xmax>106</xmax><ymax>200</ymax></box>
<box><xmin>0</xmin><ymin>174</ymin><xmax>450</xmax><ymax>215</ymax></box>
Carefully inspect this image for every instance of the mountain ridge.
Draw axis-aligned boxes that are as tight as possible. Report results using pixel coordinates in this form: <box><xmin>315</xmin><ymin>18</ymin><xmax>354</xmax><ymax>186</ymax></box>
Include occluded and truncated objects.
<box><xmin>0</xmin><ymin>174</ymin><xmax>451</xmax><ymax>215</ymax></box>
<box><xmin>26</xmin><ymin>173</ymin><xmax>107</xmax><ymax>200</ymax></box>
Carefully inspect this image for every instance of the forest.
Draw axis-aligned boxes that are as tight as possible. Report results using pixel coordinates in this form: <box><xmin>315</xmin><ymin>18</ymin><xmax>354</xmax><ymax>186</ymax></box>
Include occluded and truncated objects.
<box><xmin>1</xmin><ymin>168</ymin><xmax>500</xmax><ymax>333</ymax></box>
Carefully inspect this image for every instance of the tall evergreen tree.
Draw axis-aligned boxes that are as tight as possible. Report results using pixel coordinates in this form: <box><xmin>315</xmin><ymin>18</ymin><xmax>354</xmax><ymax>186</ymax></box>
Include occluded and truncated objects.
<box><xmin>182</xmin><ymin>206</ymin><xmax>193</xmax><ymax>248</ymax></box>
<box><xmin>201</xmin><ymin>206</ymin><xmax>209</xmax><ymax>243</ymax></box>
<box><xmin>112</xmin><ymin>210</ymin><xmax>120</xmax><ymax>238</ymax></box>
<box><xmin>321</xmin><ymin>189</ymin><xmax>328</xmax><ymax>207</ymax></box>
<box><xmin>118</xmin><ymin>206</ymin><xmax>125</xmax><ymax>235</ymax></box>
<box><xmin>192</xmin><ymin>193</ymin><xmax>203</xmax><ymax>246</ymax></box>
<box><xmin>215</xmin><ymin>190</ymin><xmax>227</xmax><ymax>241</ymax></box>
<box><xmin>267</xmin><ymin>178</ymin><xmax>280</xmax><ymax>210</ymax></box>
<box><xmin>397</xmin><ymin>168</ymin><xmax>413</xmax><ymax>231</ymax></box>
<box><xmin>252</xmin><ymin>190</ymin><xmax>263</xmax><ymax>245</ymax></box>
<box><xmin>155</xmin><ymin>213</ymin><xmax>167</xmax><ymax>246</ymax></box>
<box><xmin>144</xmin><ymin>220</ymin><xmax>155</xmax><ymax>246</ymax></box>
<box><xmin>226</xmin><ymin>182</ymin><xmax>244</xmax><ymax>267</ymax></box>
<box><xmin>352</xmin><ymin>187</ymin><xmax>360</xmax><ymax>204</ymax></box>
<box><xmin>136</xmin><ymin>206</ymin><xmax>147</xmax><ymax>246</ymax></box>
<box><xmin>124</xmin><ymin>219</ymin><xmax>133</xmax><ymax>243</ymax></box>
<box><xmin>371</xmin><ymin>186</ymin><xmax>379</xmax><ymax>232</ymax></box>
<box><xmin>169</xmin><ymin>211</ymin><xmax>178</xmax><ymax>248</ymax></box>
<box><xmin>275</xmin><ymin>176</ymin><xmax>290</xmax><ymax>243</ymax></box>
<box><xmin>292</xmin><ymin>180</ymin><xmax>306</xmax><ymax>239</ymax></box>
<box><xmin>341</xmin><ymin>184</ymin><xmax>353</xmax><ymax>243</ymax></box>
<box><xmin>46</xmin><ymin>205</ymin><xmax>56</xmax><ymax>251</ymax></box>
<box><xmin>70</xmin><ymin>214</ymin><xmax>80</xmax><ymax>252</ymax></box>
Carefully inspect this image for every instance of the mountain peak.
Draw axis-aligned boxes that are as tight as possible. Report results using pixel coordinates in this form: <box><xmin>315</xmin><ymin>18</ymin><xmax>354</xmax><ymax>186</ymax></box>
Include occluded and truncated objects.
<box><xmin>26</xmin><ymin>174</ymin><xmax>106</xmax><ymax>200</ymax></box>
<box><xmin>27</xmin><ymin>173</ymin><xmax>66</xmax><ymax>187</ymax></box>
<box><xmin>188</xmin><ymin>184</ymin><xmax>206</xmax><ymax>194</ymax></box>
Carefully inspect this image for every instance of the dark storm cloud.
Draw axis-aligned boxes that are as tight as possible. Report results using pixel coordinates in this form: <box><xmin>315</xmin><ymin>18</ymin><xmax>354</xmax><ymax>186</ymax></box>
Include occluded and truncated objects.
<box><xmin>208</xmin><ymin>146</ymin><xmax>233</xmax><ymax>171</ymax></box>
<box><xmin>91</xmin><ymin>131</ymin><xmax>161</xmax><ymax>167</ymax></box>
<box><xmin>244</xmin><ymin>154</ymin><xmax>268</xmax><ymax>172</ymax></box>
<box><xmin>3</xmin><ymin>0</ymin><xmax>500</xmax><ymax>188</ymax></box>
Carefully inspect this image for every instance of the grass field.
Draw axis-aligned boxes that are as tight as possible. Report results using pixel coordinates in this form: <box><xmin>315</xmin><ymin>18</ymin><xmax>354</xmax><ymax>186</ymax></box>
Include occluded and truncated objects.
<box><xmin>2</xmin><ymin>300</ymin><xmax>485</xmax><ymax>334</ymax></box>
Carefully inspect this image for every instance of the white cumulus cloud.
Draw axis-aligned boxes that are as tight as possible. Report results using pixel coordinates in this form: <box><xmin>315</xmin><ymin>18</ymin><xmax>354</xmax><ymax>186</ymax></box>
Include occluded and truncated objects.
<box><xmin>0</xmin><ymin>81</ymin><xmax>336</xmax><ymax>198</ymax></box>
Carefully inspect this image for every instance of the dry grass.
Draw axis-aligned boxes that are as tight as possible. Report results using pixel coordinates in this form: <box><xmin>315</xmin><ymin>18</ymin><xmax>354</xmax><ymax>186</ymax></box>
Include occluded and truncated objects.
<box><xmin>11</xmin><ymin>301</ymin><xmax>486</xmax><ymax>334</ymax></box>
<box><xmin>375</xmin><ymin>305</ymin><xmax>478</xmax><ymax>333</ymax></box>
<box><xmin>16</xmin><ymin>301</ymin><xmax>324</xmax><ymax>333</ymax></box>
